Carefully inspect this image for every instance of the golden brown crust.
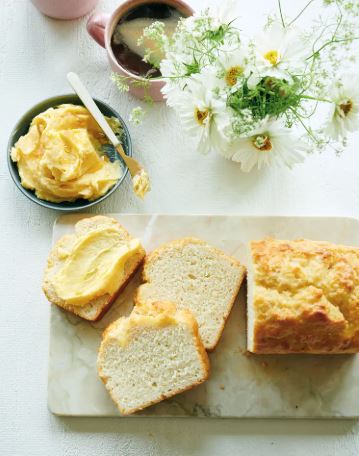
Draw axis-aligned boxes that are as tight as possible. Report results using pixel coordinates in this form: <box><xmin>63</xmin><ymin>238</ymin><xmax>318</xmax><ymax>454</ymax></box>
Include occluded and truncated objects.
<box><xmin>250</xmin><ymin>238</ymin><xmax>359</xmax><ymax>354</ymax></box>
<box><xmin>97</xmin><ymin>301</ymin><xmax>210</xmax><ymax>415</ymax></box>
<box><xmin>43</xmin><ymin>215</ymin><xmax>145</xmax><ymax>321</ymax></box>
<box><xmin>135</xmin><ymin>237</ymin><xmax>246</xmax><ymax>351</ymax></box>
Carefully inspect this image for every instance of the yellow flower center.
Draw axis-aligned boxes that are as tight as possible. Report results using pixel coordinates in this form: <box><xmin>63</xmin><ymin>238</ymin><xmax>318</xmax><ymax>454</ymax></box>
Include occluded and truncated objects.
<box><xmin>252</xmin><ymin>135</ymin><xmax>272</xmax><ymax>151</ymax></box>
<box><xmin>225</xmin><ymin>65</ymin><xmax>244</xmax><ymax>86</ymax></box>
<box><xmin>195</xmin><ymin>107</ymin><xmax>210</xmax><ymax>126</ymax></box>
<box><xmin>264</xmin><ymin>50</ymin><xmax>280</xmax><ymax>66</ymax></box>
<box><xmin>338</xmin><ymin>99</ymin><xmax>353</xmax><ymax>118</ymax></box>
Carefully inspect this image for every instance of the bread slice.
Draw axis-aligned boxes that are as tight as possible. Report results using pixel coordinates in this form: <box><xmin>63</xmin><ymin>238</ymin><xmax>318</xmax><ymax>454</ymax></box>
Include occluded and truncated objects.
<box><xmin>97</xmin><ymin>301</ymin><xmax>210</xmax><ymax>415</ymax></box>
<box><xmin>247</xmin><ymin>238</ymin><xmax>359</xmax><ymax>354</ymax></box>
<box><xmin>43</xmin><ymin>216</ymin><xmax>145</xmax><ymax>321</ymax></box>
<box><xmin>135</xmin><ymin>237</ymin><xmax>246</xmax><ymax>350</ymax></box>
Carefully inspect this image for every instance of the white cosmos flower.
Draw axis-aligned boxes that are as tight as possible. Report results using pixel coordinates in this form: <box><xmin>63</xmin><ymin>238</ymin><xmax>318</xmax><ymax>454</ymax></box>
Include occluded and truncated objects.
<box><xmin>326</xmin><ymin>74</ymin><xmax>359</xmax><ymax>139</ymax></box>
<box><xmin>173</xmin><ymin>70</ymin><xmax>231</xmax><ymax>154</ymax></box>
<box><xmin>217</xmin><ymin>47</ymin><xmax>252</xmax><ymax>89</ymax></box>
<box><xmin>253</xmin><ymin>23</ymin><xmax>307</xmax><ymax>82</ymax></box>
<box><xmin>226</xmin><ymin>117</ymin><xmax>306</xmax><ymax>172</ymax></box>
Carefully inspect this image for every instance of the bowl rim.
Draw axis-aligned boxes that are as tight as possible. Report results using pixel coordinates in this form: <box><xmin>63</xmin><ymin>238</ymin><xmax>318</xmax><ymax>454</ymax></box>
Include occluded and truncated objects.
<box><xmin>7</xmin><ymin>93</ymin><xmax>132</xmax><ymax>211</ymax></box>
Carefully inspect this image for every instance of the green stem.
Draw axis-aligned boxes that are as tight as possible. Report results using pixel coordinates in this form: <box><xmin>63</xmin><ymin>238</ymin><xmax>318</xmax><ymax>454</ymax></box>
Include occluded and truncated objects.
<box><xmin>306</xmin><ymin>37</ymin><xmax>359</xmax><ymax>60</ymax></box>
<box><xmin>333</xmin><ymin>0</ymin><xmax>343</xmax><ymax>38</ymax></box>
<box><xmin>300</xmin><ymin>95</ymin><xmax>333</xmax><ymax>103</ymax></box>
<box><xmin>297</xmin><ymin>101</ymin><xmax>320</xmax><ymax>119</ymax></box>
<box><xmin>152</xmin><ymin>74</ymin><xmax>187</xmax><ymax>80</ymax></box>
<box><xmin>288</xmin><ymin>0</ymin><xmax>315</xmax><ymax>27</ymax></box>
<box><xmin>290</xmin><ymin>107</ymin><xmax>318</xmax><ymax>143</ymax></box>
<box><xmin>278</xmin><ymin>0</ymin><xmax>286</xmax><ymax>28</ymax></box>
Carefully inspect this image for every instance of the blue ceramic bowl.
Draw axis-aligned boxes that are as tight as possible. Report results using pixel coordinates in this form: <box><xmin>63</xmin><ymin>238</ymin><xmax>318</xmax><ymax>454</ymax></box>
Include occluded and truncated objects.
<box><xmin>7</xmin><ymin>94</ymin><xmax>132</xmax><ymax>211</ymax></box>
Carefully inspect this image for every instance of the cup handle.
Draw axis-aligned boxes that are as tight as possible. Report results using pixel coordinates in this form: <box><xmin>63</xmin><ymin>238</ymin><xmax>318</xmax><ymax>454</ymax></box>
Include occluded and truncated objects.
<box><xmin>87</xmin><ymin>13</ymin><xmax>110</xmax><ymax>48</ymax></box>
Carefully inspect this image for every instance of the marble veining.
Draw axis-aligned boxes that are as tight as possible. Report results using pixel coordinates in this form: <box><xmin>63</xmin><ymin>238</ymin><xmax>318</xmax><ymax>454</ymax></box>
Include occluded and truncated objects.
<box><xmin>48</xmin><ymin>214</ymin><xmax>359</xmax><ymax>417</ymax></box>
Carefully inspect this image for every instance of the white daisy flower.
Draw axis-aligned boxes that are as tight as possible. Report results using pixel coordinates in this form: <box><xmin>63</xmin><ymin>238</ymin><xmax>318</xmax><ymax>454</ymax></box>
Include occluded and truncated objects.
<box><xmin>326</xmin><ymin>74</ymin><xmax>359</xmax><ymax>139</ymax></box>
<box><xmin>173</xmin><ymin>70</ymin><xmax>231</xmax><ymax>154</ymax></box>
<box><xmin>253</xmin><ymin>23</ymin><xmax>307</xmax><ymax>82</ymax></box>
<box><xmin>217</xmin><ymin>47</ymin><xmax>252</xmax><ymax>89</ymax></box>
<box><xmin>226</xmin><ymin>117</ymin><xmax>305</xmax><ymax>172</ymax></box>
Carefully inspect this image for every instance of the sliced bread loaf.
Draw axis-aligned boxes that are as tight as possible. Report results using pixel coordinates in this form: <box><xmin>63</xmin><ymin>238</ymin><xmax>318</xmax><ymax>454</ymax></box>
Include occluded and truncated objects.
<box><xmin>97</xmin><ymin>301</ymin><xmax>209</xmax><ymax>415</ymax></box>
<box><xmin>43</xmin><ymin>216</ymin><xmax>145</xmax><ymax>321</ymax></box>
<box><xmin>135</xmin><ymin>237</ymin><xmax>246</xmax><ymax>350</ymax></box>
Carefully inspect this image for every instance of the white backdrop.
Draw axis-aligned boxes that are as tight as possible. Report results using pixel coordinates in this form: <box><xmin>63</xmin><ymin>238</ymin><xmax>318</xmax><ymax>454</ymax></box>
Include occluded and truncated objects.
<box><xmin>1</xmin><ymin>0</ymin><xmax>359</xmax><ymax>454</ymax></box>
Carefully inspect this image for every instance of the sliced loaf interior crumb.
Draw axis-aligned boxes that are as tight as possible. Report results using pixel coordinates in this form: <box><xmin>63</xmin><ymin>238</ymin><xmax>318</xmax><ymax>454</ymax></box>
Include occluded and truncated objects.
<box><xmin>135</xmin><ymin>238</ymin><xmax>246</xmax><ymax>350</ymax></box>
<box><xmin>97</xmin><ymin>302</ymin><xmax>209</xmax><ymax>414</ymax></box>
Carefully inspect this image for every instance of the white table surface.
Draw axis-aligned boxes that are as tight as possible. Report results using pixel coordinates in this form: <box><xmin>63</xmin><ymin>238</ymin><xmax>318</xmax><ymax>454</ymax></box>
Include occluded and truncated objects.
<box><xmin>1</xmin><ymin>0</ymin><xmax>359</xmax><ymax>454</ymax></box>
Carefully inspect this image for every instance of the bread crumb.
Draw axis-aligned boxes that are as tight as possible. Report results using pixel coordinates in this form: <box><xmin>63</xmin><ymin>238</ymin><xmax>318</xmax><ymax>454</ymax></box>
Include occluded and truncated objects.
<box><xmin>219</xmin><ymin>384</ymin><xmax>225</xmax><ymax>390</ymax></box>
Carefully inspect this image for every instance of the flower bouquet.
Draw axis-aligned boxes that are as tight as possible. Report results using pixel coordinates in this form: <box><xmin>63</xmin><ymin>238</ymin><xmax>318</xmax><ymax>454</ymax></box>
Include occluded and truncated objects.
<box><xmin>115</xmin><ymin>0</ymin><xmax>359</xmax><ymax>172</ymax></box>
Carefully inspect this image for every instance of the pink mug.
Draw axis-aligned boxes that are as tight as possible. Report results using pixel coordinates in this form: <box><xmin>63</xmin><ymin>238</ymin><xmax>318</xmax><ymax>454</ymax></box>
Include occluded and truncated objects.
<box><xmin>31</xmin><ymin>0</ymin><xmax>99</xmax><ymax>20</ymax></box>
<box><xmin>87</xmin><ymin>0</ymin><xmax>193</xmax><ymax>101</ymax></box>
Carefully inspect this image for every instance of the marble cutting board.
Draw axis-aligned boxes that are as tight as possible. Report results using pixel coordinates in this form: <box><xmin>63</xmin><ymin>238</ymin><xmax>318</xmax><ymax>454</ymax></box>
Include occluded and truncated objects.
<box><xmin>48</xmin><ymin>214</ymin><xmax>359</xmax><ymax>418</ymax></box>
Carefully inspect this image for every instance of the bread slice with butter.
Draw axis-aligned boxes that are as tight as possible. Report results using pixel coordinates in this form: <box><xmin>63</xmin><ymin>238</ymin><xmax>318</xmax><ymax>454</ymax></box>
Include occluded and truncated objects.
<box><xmin>135</xmin><ymin>238</ymin><xmax>246</xmax><ymax>350</ymax></box>
<box><xmin>43</xmin><ymin>216</ymin><xmax>145</xmax><ymax>321</ymax></box>
<box><xmin>97</xmin><ymin>301</ymin><xmax>210</xmax><ymax>415</ymax></box>
<box><xmin>247</xmin><ymin>238</ymin><xmax>359</xmax><ymax>354</ymax></box>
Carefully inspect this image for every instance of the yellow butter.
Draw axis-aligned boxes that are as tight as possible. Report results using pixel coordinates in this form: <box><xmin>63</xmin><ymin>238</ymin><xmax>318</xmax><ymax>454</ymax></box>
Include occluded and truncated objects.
<box><xmin>11</xmin><ymin>104</ymin><xmax>122</xmax><ymax>203</ymax></box>
<box><xmin>132</xmin><ymin>169</ymin><xmax>150</xmax><ymax>199</ymax></box>
<box><xmin>53</xmin><ymin>228</ymin><xmax>141</xmax><ymax>306</ymax></box>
